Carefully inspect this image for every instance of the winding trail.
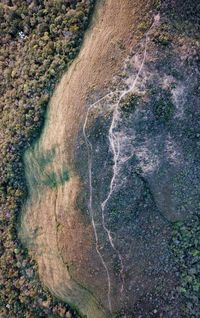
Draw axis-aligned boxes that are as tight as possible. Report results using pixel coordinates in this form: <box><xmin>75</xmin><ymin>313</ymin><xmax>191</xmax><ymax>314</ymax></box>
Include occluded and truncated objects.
<box><xmin>83</xmin><ymin>14</ymin><xmax>160</xmax><ymax>312</ymax></box>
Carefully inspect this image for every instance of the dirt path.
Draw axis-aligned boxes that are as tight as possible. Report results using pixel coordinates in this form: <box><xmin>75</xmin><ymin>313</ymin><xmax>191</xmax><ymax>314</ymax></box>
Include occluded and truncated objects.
<box><xmin>19</xmin><ymin>1</ymin><xmax>155</xmax><ymax>317</ymax></box>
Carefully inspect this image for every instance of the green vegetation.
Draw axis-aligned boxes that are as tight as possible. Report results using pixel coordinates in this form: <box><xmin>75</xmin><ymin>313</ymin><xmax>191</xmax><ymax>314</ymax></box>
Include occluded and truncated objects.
<box><xmin>120</xmin><ymin>93</ymin><xmax>141</xmax><ymax>116</ymax></box>
<box><xmin>42</xmin><ymin>168</ymin><xmax>70</xmax><ymax>188</ymax></box>
<box><xmin>152</xmin><ymin>88</ymin><xmax>175</xmax><ymax>123</ymax></box>
<box><xmin>153</xmin><ymin>24</ymin><xmax>172</xmax><ymax>46</ymax></box>
<box><xmin>26</xmin><ymin>147</ymin><xmax>70</xmax><ymax>190</ymax></box>
<box><xmin>37</xmin><ymin>147</ymin><xmax>56</xmax><ymax>169</ymax></box>
<box><xmin>61</xmin><ymin>169</ymin><xmax>70</xmax><ymax>184</ymax></box>
<box><xmin>42</xmin><ymin>171</ymin><xmax>58</xmax><ymax>188</ymax></box>
<box><xmin>0</xmin><ymin>0</ymin><xmax>95</xmax><ymax>317</ymax></box>
<box><xmin>153</xmin><ymin>32</ymin><xmax>171</xmax><ymax>46</ymax></box>
<box><xmin>171</xmin><ymin>215</ymin><xmax>200</xmax><ymax>317</ymax></box>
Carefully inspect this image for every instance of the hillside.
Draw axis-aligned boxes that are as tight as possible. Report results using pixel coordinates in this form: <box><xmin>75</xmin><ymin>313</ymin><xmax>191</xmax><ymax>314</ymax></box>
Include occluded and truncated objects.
<box><xmin>0</xmin><ymin>0</ymin><xmax>200</xmax><ymax>317</ymax></box>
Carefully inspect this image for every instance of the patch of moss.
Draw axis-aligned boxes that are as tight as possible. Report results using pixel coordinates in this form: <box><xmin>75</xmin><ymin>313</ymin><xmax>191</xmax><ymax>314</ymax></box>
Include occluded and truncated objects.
<box><xmin>37</xmin><ymin>148</ymin><xmax>56</xmax><ymax>169</ymax></box>
<box><xmin>42</xmin><ymin>171</ymin><xmax>58</xmax><ymax>188</ymax></box>
<box><xmin>42</xmin><ymin>168</ymin><xmax>70</xmax><ymax>189</ymax></box>
<box><xmin>60</xmin><ymin>169</ymin><xmax>70</xmax><ymax>185</ymax></box>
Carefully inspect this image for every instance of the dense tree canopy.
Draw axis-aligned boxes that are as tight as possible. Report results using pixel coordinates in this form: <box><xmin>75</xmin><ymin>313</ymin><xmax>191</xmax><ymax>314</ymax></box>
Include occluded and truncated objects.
<box><xmin>0</xmin><ymin>0</ymin><xmax>94</xmax><ymax>317</ymax></box>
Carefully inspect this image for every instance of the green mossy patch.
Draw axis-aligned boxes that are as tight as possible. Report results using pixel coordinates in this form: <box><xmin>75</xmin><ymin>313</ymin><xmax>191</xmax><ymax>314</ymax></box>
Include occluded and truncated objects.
<box><xmin>37</xmin><ymin>148</ymin><xmax>56</xmax><ymax>169</ymax></box>
<box><xmin>27</xmin><ymin>147</ymin><xmax>70</xmax><ymax>190</ymax></box>
<box><xmin>42</xmin><ymin>169</ymin><xmax>70</xmax><ymax>189</ymax></box>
